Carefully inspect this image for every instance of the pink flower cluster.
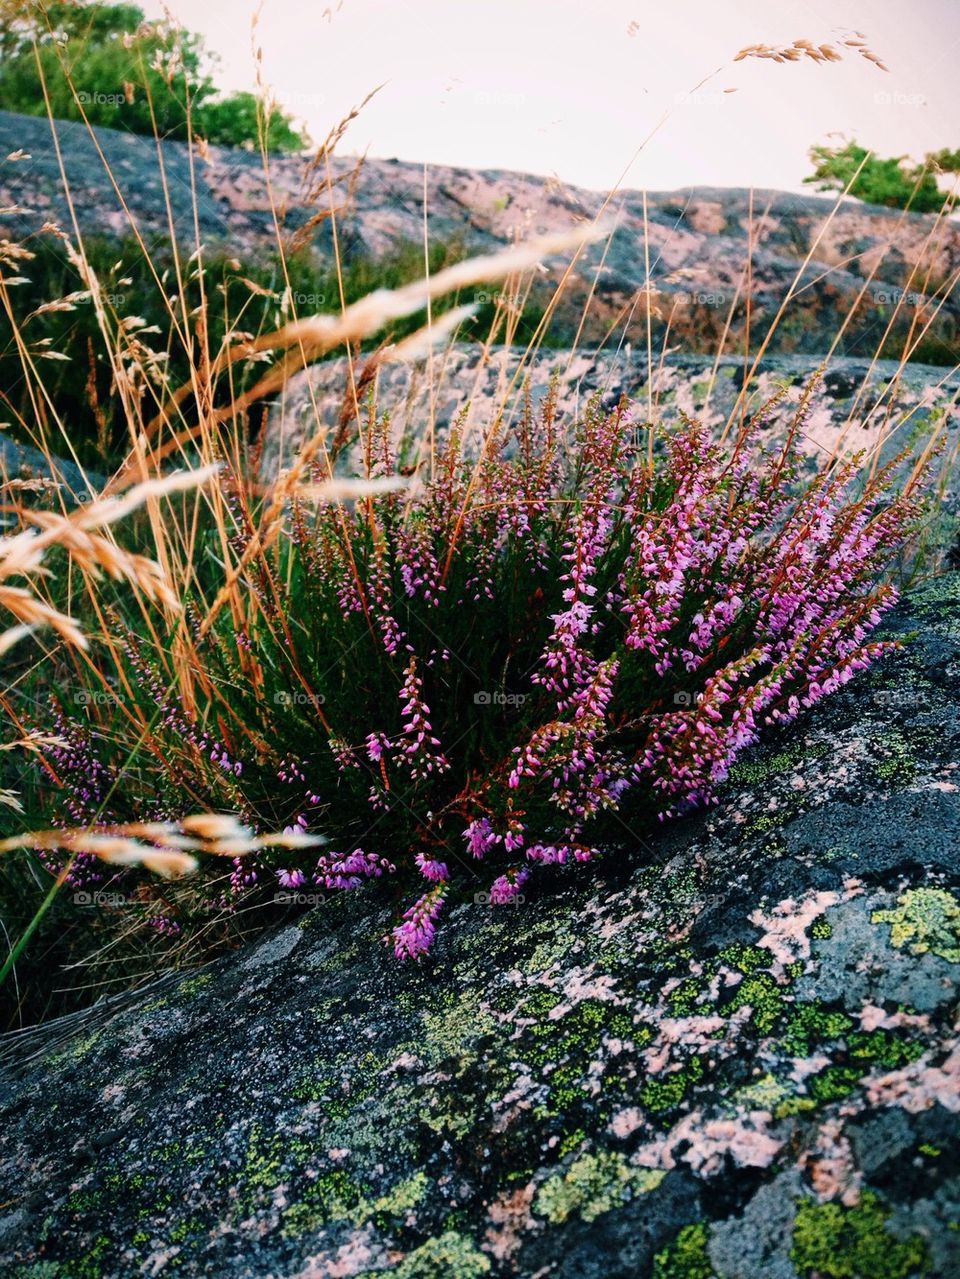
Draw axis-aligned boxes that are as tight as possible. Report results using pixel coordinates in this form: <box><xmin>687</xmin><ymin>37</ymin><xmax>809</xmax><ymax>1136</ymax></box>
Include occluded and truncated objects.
<box><xmin>50</xmin><ymin>391</ymin><xmax>922</xmax><ymax>960</ymax></box>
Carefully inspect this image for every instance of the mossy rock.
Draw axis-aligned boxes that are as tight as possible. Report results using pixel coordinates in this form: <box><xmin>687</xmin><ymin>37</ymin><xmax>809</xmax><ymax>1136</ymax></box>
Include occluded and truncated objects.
<box><xmin>1</xmin><ymin>580</ymin><xmax>959</xmax><ymax>1275</ymax></box>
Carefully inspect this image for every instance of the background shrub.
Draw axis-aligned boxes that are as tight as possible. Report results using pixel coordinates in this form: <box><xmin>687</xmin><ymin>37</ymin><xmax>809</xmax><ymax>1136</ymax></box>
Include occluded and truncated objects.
<box><xmin>0</xmin><ymin>0</ymin><xmax>305</xmax><ymax>149</ymax></box>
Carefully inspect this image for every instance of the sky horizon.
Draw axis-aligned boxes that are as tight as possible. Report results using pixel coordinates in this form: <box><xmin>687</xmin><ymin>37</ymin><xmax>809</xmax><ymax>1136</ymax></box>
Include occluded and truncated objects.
<box><xmin>140</xmin><ymin>0</ymin><xmax>959</xmax><ymax>196</ymax></box>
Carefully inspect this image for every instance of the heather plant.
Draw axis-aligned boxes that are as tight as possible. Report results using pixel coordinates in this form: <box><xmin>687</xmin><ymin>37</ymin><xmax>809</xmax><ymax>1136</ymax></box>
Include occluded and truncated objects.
<box><xmin>29</xmin><ymin>383</ymin><xmax>924</xmax><ymax>960</ymax></box>
<box><xmin>0</xmin><ymin>19</ymin><xmax>950</xmax><ymax>1020</ymax></box>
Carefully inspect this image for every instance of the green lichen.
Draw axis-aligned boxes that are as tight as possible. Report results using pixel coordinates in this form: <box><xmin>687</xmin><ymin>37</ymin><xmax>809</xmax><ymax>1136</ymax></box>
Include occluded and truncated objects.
<box><xmin>775</xmin><ymin>1095</ymin><xmax>817</xmax><ymax>1119</ymax></box>
<box><xmin>177</xmin><ymin>972</ymin><xmax>213</xmax><ymax>998</ymax></box>
<box><xmin>735</xmin><ymin>1072</ymin><xmax>791</xmax><ymax>1112</ymax></box>
<box><xmin>533</xmin><ymin>1151</ymin><xmax>665</xmax><ymax>1224</ymax></box>
<box><xmin>667</xmin><ymin>978</ymin><xmax>706</xmax><ymax>1017</ymax></box>
<box><xmin>641</xmin><ymin>1055</ymin><xmax>704</xmax><ymax>1114</ymax></box>
<box><xmin>872</xmin><ymin>888</ymin><xmax>960</xmax><ymax>963</ymax></box>
<box><xmin>421</xmin><ymin>990</ymin><xmax>495</xmax><ymax>1066</ymax></box>
<box><xmin>808</xmin><ymin>1064</ymin><xmax>864</xmax><ymax>1102</ymax></box>
<box><xmin>368</xmin><ymin>1171</ymin><xmax>430</xmax><ymax>1219</ymax></box>
<box><xmin>281</xmin><ymin>1169</ymin><xmax>369</xmax><ymax>1238</ymax></box>
<box><xmin>872</xmin><ymin>731</ymin><xmax>918</xmax><ymax>784</ymax></box>
<box><xmin>847</xmin><ymin>1029</ymin><xmax>925</xmax><ymax>1069</ymax></box>
<box><xmin>779</xmin><ymin>1002</ymin><xmax>853</xmax><ymax>1057</ymax></box>
<box><xmin>791</xmin><ymin>1191</ymin><xmax>928</xmax><ymax>1277</ymax></box>
<box><xmin>811</xmin><ymin>919</ymin><xmax>833</xmax><ymax>940</ymax></box>
<box><xmin>717</xmin><ymin>943</ymin><xmax>768</xmax><ymax>974</ymax></box>
<box><xmin>653</xmin><ymin>1221</ymin><xmax>716</xmax><ymax>1279</ymax></box>
<box><xmin>373</xmin><ymin>1231</ymin><xmax>491</xmax><ymax>1278</ymax></box>
<box><xmin>725</xmin><ymin>971</ymin><xmax>785</xmax><ymax>1034</ymax></box>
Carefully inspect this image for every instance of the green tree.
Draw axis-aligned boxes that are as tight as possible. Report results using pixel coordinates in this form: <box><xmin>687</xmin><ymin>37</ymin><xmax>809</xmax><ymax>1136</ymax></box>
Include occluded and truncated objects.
<box><xmin>0</xmin><ymin>0</ymin><xmax>306</xmax><ymax>150</ymax></box>
<box><xmin>804</xmin><ymin>139</ymin><xmax>947</xmax><ymax>213</ymax></box>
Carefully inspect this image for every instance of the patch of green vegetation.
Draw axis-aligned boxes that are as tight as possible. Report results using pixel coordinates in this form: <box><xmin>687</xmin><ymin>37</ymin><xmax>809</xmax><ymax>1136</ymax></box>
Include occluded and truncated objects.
<box><xmin>533</xmin><ymin>1151</ymin><xmax>665</xmax><ymax>1224</ymax></box>
<box><xmin>667</xmin><ymin>978</ymin><xmax>705</xmax><ymax>1017</ymax></box>
<box><xmin>779</xmin><ymin>1002</ymin><xmax>854</xmax><ymax>1057</ymax></box>
<box><xmin>805</xmin><ymin>139</ymin><xmax>947</xmax><ymax>214</ymax></box>
<box><xmin>735</xmin><ymin>1072</ymin><xmax>792</xmax><ymax>1112</ymax></box>
<box><xmin>811</xmin><ymin>919</ymin><xmax>833</xmax><ymax>940</ymax></box>
<box><xmin>49</xmin><ymin>1030</ymin><xmax>103</xmax><ymax>1066</ymax></box>
<box><xmin>62</xmin><ymin>1233</ymin><xmax>112</xmax><ymax>1279</ymax></box>
<box><xmin>775</xmin><ymin>1095</ymin><xmax>818</xmax><ymax>1119</ymax></box>
<box><xmin>371</xmin><ymin>1231</ymin><xmax>491</xmax><ymax>1278</ymax></box>
<box><xmin>717</xmin><ymin>943</ymin><xmax>769</xmax><ymax>975</ymax></box>
<box><xmin>872</xmin><ymin>888</ymin><xmax>960</xmax><ymax>963</ymax></box>
<box><xmin>747</xmin><ymin>812</ymin><xmax>784</xmax><ymax>835</ymax></box>
<box><xmin>167</xmin><ymin>1218</ymin><xmax>204</xmax><ymax>1244</ymax></box>
<box><xmin>641</xmin><ymin>1055</ymin><xmax>704</xmax><ymax>1114</ymax></box>
<box><xmin>653</xmin><ymin>1221</ymin><xmax>716</xmax><ymax>1279</ymax></box>
<box><xmin>918</xmin><ymin>1143</ymin><xmax>941</xmax><ymax>1158</ymax></box>
<box><xmin>872</xmin><ymin>731</ymin><xmax>919</xmax><ymax>784</ymax></box>
<box><xmin>281</xmin><ymin>1169</ymin><xmax>370</xmax><ymax>1238</ymax></box>
<box><xmin>421</xmin><ymin>990</ymin><xmax>496</xmax><ymax>1065</ymax></box>
<box><xmin>177</xmin><ymin>972</ymin><xmax>213</xmax><ymax>998</ymax></box>
<box><xmin>791</xmin><ymin>1191</ymin><xmax>929</xmax><ymax>1277</ymax></box>
<box><xmin>725</xmin><ymin>971</ymin><xmax>786</xmax><ymax>1034</ymax></box>
<box><xmin>520</xmin><ymin>994</ymin><xmax>640</xmax><ymax>1116</ymax></box>
<box><xmin>847</xmin><ymin>1030</ymin><xmax>926</xmax><ymax>1069</ymax></box>
<box><xmin>808</xmin><ymin>1065</ymin><xmax>864</xmax><ymax>1103</ymax></box>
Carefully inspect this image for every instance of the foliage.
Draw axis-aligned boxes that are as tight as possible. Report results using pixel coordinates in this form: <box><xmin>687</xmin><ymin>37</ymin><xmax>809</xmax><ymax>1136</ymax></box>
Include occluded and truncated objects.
<box><xmin>25</xmin><ymin>387</ymin><xmax>922</xmax><ymax>960</ymax></box>
<box><xmin>0</xmin><ymin>1</ymin><xmax>305</xmax><ymax>150</ymax></box>
<box><xmin>0</xmin><ymin>230</ymin><xmax>478</xmax><ymax>469</ymax></box>
<box><xmin>804</xmin><ymin>139</ymin><xmax>949</xmax><ymax>213</ymax></box>
<box><xmin>790</xmin><ymin>1191</ymin><xmax>928</xmax><ymax>1278</ymax></box>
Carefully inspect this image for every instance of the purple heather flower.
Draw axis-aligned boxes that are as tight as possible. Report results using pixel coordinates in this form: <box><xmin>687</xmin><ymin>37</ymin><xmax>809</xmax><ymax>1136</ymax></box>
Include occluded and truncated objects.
<box><xmin>488</xmin><ymin>866</ymin><xmax>531</xmax><ymax>904</ymax></box>
<box><xmin>392</xmin><ymin>886</ymin><xmax>446</xmax><ymax>959</ymax></box>
<box><xmin>415</xmin><ymin>851</ymin><xmax>449</xmax><ymax>882</ymax></box>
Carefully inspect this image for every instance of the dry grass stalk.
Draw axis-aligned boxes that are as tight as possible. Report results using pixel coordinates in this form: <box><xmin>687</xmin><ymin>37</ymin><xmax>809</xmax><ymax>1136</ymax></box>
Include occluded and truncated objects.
<box><xmin>734</xmin><ymin>34</ymin><xmax>889</xmax><ymax>72</ymax></box>
<box><xmin>0</xmin><ymin>464</ymin><xmax>219</xmax><ymax>652</ymax></box>
<box><xmin>0</xmin><ymin>815</ymin><xmax>327</xmax><ymax>878</ymax></box>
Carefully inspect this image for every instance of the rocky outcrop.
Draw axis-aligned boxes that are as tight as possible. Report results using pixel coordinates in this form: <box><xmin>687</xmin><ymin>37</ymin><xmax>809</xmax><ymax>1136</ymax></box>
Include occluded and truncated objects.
<box><xmin>0</xmin><ymin>436</ymin><xmax>102</xmax><ymax>500</ymax></box>
<box><xmin>3</xmin><ymin>108</ymin><xmax>958</xmax><ymax>361</ymax></box>
<box><xmin>1</xmin><ymin>576</ymin><xmax>958</xmax><ymax>1277</ymax></box>
<box><xmin>260</xmin><ymin>346</ymin><xmax>960</xmax><ymax>506</ymax></box>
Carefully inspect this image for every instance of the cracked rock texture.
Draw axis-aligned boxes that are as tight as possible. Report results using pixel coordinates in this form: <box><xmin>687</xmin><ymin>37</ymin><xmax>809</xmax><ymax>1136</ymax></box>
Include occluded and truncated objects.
<box><xmin>1</xmin><ymin>580</ymin><xmax>958</xmax><ymax>1276</ymax></box>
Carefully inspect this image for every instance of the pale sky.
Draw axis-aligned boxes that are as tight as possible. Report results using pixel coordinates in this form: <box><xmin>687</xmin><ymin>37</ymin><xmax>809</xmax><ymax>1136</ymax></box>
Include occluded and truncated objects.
<box><xmin>143</xmin><ymin>0</ymin><xmax>959</xmax><ymax>194</ymax></box>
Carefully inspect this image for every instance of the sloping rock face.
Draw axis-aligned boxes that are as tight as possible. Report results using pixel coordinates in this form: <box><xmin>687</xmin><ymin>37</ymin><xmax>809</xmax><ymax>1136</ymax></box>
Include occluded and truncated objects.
<box><xmin>2</xmin><ymin>108</ymin><xmax>958</xmax><ymax>359</ymax></box>
<box><xmin>1</xmin><ymin>578</ymin><xmax>959</xmax><ymax>1276</ymax></box>
<box><xmin>261</xmin><ymin>346</ymin><xmax>960</xmax><ymax>492</ymax></box>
